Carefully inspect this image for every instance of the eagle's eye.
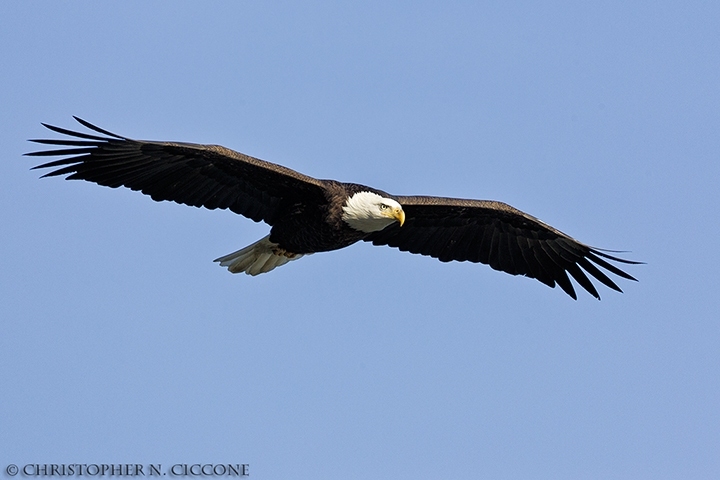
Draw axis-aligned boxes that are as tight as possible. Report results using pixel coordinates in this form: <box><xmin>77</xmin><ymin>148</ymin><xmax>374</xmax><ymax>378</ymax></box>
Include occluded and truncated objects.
<box><xmin>379</xmin><ymin>204</ymin><xmax>388</xmax><ymax>210</ymax></box>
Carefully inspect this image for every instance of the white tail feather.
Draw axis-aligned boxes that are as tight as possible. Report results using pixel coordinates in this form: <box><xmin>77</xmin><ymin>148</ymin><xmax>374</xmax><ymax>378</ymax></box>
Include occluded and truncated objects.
<box><xmin>213</xmin><ymin>235</ymin><xmax>305</xmax><ymax>275</ymax></box>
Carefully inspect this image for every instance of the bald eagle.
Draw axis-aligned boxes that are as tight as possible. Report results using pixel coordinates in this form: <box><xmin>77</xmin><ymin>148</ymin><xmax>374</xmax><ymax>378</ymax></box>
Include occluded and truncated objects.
<box><xmin>27</xmin><ymin>117</ymin><xmax>640</xmax><ymax>299</ymax></box>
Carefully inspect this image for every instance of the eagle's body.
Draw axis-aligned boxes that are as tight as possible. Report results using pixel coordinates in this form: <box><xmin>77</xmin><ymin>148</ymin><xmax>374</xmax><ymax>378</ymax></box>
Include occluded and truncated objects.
<box><xmin>265</xmin><ymin>181</ymin><xmax>390</xmax><ymax>253</ymax></box>
<box><xmin>27</xmin><ymin>117</ymin><xmax>640</xmax><ymax>299</ymax></box>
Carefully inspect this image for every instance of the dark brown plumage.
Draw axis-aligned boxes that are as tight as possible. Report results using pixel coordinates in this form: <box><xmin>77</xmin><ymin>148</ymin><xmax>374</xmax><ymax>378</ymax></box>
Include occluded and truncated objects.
<box><xmin>27</xmin><ymin>117</ymin><xmax>640</xmax><ymax>299</ymax></box>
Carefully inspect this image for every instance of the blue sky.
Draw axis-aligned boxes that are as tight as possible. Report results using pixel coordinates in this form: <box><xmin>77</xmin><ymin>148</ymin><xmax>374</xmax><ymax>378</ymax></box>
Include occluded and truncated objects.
<box><xmin>1</xmin><ymin>2</ymin><xmax>719</xmax><ymax>479</ymax></box>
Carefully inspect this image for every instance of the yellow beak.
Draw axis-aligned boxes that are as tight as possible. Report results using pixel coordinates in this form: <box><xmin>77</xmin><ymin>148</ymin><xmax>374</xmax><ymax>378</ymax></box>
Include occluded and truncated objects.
<box><xmin>394</xmin><ymin>207</ymin><xmax>405</xmax><ymax>227</ymax></box>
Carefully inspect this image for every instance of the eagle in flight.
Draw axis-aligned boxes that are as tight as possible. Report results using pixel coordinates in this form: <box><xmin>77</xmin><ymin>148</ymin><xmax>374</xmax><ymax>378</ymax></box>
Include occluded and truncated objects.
<box><xmin>27</xmin><ymin>117</ymin><xmax>640</xmax><ymax>299</ymax></box>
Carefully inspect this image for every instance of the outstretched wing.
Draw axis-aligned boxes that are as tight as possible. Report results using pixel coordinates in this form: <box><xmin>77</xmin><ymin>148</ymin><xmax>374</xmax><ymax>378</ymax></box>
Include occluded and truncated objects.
<box><xmin>367</xmin><ymin>196</ymin><xmax>640</xmax><ymax>299</ymax></box>
<box><xmin>26</xmin><ymin>117</ymin><xmax>327</xmax><ymax>225</ymax></box>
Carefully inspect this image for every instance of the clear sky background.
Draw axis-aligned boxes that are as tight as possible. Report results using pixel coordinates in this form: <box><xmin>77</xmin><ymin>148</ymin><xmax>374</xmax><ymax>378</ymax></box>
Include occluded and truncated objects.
<box><xmin>1</xmin><ymin>2</ymin><xmax>719</xmax><ymax>479</ymax></box>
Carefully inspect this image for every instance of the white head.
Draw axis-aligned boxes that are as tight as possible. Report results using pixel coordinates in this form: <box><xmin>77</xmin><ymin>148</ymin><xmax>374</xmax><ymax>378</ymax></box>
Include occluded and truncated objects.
<box><xmin>341</xmin><ymin>191</ymin><xmax>406</xmax><ymax>233</ymax></box>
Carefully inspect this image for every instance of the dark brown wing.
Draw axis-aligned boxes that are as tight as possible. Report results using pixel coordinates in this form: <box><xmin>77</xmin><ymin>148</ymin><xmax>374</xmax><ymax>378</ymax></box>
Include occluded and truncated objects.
<box><xmin>26</xmin><ymin>117</ymin><xmax>327</xmax><ymax>225</ymax></box>
<box><xmin>366</xmin><ymin>196</ymin><xmax>641</xmax><ymax>299</ymax></box>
